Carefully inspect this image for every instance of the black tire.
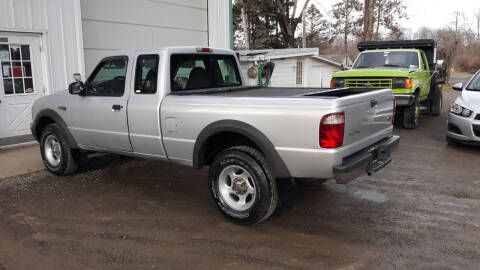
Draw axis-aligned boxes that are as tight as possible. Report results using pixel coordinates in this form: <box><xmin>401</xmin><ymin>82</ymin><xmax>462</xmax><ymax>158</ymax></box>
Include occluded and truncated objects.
<box><xmin>208</xmin><ymin>146</ymin><xmax>278</xmax><ymax>225</ymax></box>
<box><xmin>40</xmin><ymin>123</ymin><xmax>79</xmax><ymax>176</ymax></box>
<box><xmin>403</xmin><ymin>98</ymin><xmax>420</xmax><ymax>129</ymax></box>
<box><xmin>446</xmin><ymin>136</ymin><xmax>458</xmax><ymax>146</ymax></box>
<box><xmin>429</xmin><ymin>85</ymin><xmax>443</xmax><ymax>116</ymax></box>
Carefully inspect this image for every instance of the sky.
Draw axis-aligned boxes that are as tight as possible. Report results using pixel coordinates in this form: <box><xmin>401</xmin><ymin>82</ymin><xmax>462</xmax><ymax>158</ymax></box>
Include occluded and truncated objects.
<box><xmin>305</xmin><ymin>0</ymin><xmax>480</xmax><ymax>33</ymax></box>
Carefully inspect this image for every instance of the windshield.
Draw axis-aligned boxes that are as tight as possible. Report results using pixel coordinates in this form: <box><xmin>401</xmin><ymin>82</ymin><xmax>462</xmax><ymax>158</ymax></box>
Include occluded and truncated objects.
<box><xmin>466</xmin><ymin>72</ymin><xmax>480</xmax><ymax>91</ymax></box>
<box><xmin>353</xmin><ymin>51</ymin><xmax>419</xmax><ymax>69</ymax></box>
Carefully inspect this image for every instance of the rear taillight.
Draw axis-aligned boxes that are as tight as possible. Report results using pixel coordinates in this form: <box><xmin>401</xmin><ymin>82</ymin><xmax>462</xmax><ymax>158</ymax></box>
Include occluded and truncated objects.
<box><xmin>319</xmin><ymin>112</ymin><xmax>345</xmax><ymax>148</ymax></box>
<box><xmin>392</xmin><ymin>98</ymin><xmax>396</xmax><ymax>124</ymax></box>
<box><xmin>196</xmin><ymin>47</ymin><xmax>212</xmax><ymax>53</ymax></box>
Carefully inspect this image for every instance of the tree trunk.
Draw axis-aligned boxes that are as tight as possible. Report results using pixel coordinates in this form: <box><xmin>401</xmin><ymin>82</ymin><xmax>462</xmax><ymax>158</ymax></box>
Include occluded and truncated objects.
<box><xmin>240</xmin><ymin>4</ymin><xmax>250</xmax><ymax>50</ymax></box>
<box><xmin>302</xmin><ymin>1</ymin><xmax>310</xmax><ymax>48</ymax></box>
<box><xmin>344</xmin><ymin>1</ymin><xmax>349</xmax><ymax>67</ymax></box>
<box><xmin>375</xmin><ymin>0</ymin><xmax>382</xmax><ymax>38</ymax></box>
<box><xmin>362</xmin><ymin>0</ymin><xmax>375</xmax><ymax>41</ymax></box>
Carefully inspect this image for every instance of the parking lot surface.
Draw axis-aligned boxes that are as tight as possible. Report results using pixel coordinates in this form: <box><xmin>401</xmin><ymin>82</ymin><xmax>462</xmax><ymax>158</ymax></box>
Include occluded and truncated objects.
<box><xmin>1</xmin><ymin>87</ymin><xmax>479</xmax><ymax>269</ymax></box>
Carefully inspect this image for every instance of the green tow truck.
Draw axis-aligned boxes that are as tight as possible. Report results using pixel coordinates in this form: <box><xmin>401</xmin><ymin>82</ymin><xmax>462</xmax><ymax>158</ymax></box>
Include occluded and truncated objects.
<box><xmin>331</xmin><ymin>39</ymin><xmax>446</xmax><ymax>128</ymax></box>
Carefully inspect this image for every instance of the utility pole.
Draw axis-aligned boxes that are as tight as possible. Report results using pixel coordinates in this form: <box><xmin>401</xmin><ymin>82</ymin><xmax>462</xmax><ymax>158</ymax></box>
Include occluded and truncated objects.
<box><xmin>302</xmin><ymin>0</ymin><xmax>311</xmax><ymax>48</ymax></box>
<box><xmin>475</xmin><ymin>8</ymin><xmax>480</xmax><ymax>40</ymax></box>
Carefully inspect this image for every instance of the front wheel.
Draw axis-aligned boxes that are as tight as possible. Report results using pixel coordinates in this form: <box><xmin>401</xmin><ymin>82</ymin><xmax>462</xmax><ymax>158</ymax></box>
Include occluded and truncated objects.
<box><xmin>40</xmin><ymin>124</ymin><xmax>80</xmax><ymax>176</ymax></box>
<box><xmin>429</xmin><ymin>85</ymin><xmax>443</xmax><ymax>116</ymax></box>
<box><xmin>208</xmin><ymin>146</ymin><xmax>278</xmax><ymax>225</ymax></box>
<box><xmin>403</xmin><ymin>98</ymin><xmax>420</xmax><ymax>129</ymax></box>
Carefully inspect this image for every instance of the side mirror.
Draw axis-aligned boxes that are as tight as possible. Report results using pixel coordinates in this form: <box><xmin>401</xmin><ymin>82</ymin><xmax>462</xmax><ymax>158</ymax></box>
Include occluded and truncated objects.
<box><xmin>437</xmin><ymin>60</ymin><xmax>444</xmax><ymax>70</ymax></box>
<box><xmin>452</xmin><ymin>83</ymin><xmax>463</xmax><ymax>91</ymax></box>
<box><xmin>69</xmin><ymin>73</ymin><xmax>85</xmax><ymax>95</ymax></box>
<box><xmin>68</xmin><ymin>81</ymin><xmax>84</xmax><ymax>95</ymax></box>
<box><xmin>408</xmin><ymin>65</ymin><xmax>418</xmax><ymax>72</ymax></box>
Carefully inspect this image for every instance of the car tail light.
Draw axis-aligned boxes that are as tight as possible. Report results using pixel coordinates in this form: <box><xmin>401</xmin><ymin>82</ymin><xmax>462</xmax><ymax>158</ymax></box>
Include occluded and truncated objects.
<box><xmin>196</xmin><ymin>47</ymin><xmax>212</xmax><ymax>53</ymax></box>
<box><xmin>330</xmin><ymin>79</ymin><xmax>334</xmax><ymax>88</ymax></box>
<box><xmin>392</xmin><ymin>98</ymin><xmax>396</xmax><ymax>124</ymax></box>
<box><xmin>319</xmin><ymin>112</ymin><xmax>345</xmax><ymax>148</ymax></box>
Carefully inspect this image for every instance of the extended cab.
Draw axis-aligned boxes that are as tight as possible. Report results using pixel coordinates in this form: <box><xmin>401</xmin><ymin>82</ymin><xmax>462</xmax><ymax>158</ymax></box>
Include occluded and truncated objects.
<box><xmin>31</xmin><ymin>47</ymin><xmax>399</xmax><ymax>225</ymax></box>
<box><xmin>332</xmin><ymin>39</ymin><xmax>445</xmax><ymax>129</ymax></box>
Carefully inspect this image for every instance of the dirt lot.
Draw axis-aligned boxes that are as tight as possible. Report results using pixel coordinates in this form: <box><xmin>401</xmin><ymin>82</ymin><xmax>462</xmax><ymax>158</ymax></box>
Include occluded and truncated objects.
<box><xmin>1</xmin><ymin>87</ymin><xmax>479</xmax><ymax>269</ymax></box>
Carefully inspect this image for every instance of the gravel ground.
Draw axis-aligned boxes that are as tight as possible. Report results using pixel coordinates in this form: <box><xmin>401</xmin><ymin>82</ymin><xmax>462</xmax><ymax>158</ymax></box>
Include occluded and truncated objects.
<box><xmin>0</xmin><ymin>86</ymin><xmax>479</xmax><ymax>270</ymax></box>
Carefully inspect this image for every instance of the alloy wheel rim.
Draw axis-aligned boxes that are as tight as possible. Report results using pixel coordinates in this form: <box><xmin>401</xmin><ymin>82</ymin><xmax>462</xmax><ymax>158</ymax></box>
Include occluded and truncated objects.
<box><xmin>44</xmin><ymin>135</ymin><xmax>62</xmax><ymax>167</ymax></box>
<box><xmin>218</xmin><ymin>165</ymin><xmax>256</xmax><ymax>211</ymax></box>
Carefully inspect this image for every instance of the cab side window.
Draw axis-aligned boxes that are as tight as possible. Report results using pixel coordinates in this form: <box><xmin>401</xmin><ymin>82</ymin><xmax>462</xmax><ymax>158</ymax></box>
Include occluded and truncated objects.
<box><xmin>86</xmin><ymin>56</ymin><xmax>128</xmax><ymax>96</ymax></box>
<box><xmin>134</xmin><ymin>54</ymin><xmax>159</xmax><ymax>94</ymax></box>
<box><xmin>421</xmin><ymin>53</ymin><xmax>428</xmax><ymax>71</ymax></box>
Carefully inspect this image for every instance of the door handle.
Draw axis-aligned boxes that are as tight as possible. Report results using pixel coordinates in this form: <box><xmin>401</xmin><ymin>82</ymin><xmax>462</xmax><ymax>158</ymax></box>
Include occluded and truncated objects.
<box><xmin>370</xmin><ymin>99</ymin><xmax>378</xmax><ymax>108</ymax></box>
<box><xmin>112</xmin><ymin>104</ymin><xmax>123</xmax><ymax>111</ymax></box>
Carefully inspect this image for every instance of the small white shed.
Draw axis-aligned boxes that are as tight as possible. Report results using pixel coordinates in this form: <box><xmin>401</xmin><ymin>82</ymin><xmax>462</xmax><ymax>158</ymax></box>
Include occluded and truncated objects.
<box><xmin>0</xmin><ymin>0</ymin><xmax>231</xmax><ymax>143</ymax></box>
<box><xmin>237</xmin><ymin>48</ymin><xmax>348</xmax><ymax>88</ymax></box>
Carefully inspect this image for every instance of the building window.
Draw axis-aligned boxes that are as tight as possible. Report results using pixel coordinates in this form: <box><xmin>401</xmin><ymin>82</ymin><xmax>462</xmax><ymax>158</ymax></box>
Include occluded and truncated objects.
<box><xmin>296</xmin><ymin>61</ymin><xmax>303</xmax><ymax>85</ymax></box>
<box><xmin>1</xmin><ymin>44</ymin><xmax>35</xmax><ymax>95</ymax></box>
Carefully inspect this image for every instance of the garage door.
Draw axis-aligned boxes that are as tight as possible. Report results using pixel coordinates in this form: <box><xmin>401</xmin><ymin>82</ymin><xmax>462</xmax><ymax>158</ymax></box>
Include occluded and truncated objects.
<box><xmin>0</xmin><ymin>33</ymin><xmax>45</xmax><ymax>139</ymax></box>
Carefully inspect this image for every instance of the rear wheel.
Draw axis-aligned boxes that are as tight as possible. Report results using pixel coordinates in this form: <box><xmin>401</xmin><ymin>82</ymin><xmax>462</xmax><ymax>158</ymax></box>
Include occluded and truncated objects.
<box><xmin>208</xmin><ymin>146</ymin><xmax>278</xmax><ymax>225</ymax></box>
<box><xmin>40</xmin><ymin>124</ymin><xmax>80</xmax><ymax>176</ymax></box>
<box><xmin>403</xmin><ymin>98</ymin><xmax>420</xmax><ymax>129</ymax></box>
<box><xmin>429</xmin><ymin>85</ymin><xmax>443</xmax><ymax>116</ymax></box>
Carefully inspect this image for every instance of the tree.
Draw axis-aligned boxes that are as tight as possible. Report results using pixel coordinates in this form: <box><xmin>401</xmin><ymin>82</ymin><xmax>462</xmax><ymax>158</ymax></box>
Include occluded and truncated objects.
<box><xmin>362</xmin><ymin>0</ymin><xmax>375</xmax><ymax>41</ymax></box>
<box><xmin>238</xmin><ymin>0</ymin><xmax>250</xmax><ymax>49</ymax></box>
<box><xmin>266</xmin><ymin>0</ymin><xmax>310</xmax><ymax>48</ymax></box>
<box><xmin>372</xmin><ymin>0</ymin><xmax>407</xmax><ymax>39</ymax></box>
<box><xmin>303</xmin><ymin>5</ymin><xmax>333</xmax><ymax>48</ymax></box>
<box><xmin>232</xmin><ymin>1</ymin><xmax>280</xmax><ymax>49</ymax></box>
<box><xmin>332</xmin><ymin>0</ymin><xmax>362</xmax><ymax>66</ymax></box>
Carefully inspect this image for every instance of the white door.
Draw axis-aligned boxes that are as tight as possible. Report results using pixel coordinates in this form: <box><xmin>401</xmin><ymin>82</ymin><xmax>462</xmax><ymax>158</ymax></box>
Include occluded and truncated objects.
<box><xmin>310</xmin><ymin>66</ymin><xmax>323</xmax><ymax>87</ymax></box>
<box><xmin>0</xmin><ymin>34</ymin><xmax>45</xmax><ymax>139</ymax></box>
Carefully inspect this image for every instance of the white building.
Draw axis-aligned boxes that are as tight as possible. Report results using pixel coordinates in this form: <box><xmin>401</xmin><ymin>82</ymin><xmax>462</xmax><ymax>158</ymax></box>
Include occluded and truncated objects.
<box><xmin>0</xmin><ymin>0</ymin><xmax>231</xmax><ymax>144</ymax></box>
<box><xmin>237</xmin><ymin>48</ymin><xmax>350</xmax><ymax>88</ymax></box>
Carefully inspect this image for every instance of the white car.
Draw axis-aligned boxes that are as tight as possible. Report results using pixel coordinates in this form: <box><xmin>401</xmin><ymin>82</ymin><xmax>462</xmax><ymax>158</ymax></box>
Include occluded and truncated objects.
<box><xmin>446</xmin><ymin>70</ymin><xmax>480</xmax><ymax>145</ymax></box>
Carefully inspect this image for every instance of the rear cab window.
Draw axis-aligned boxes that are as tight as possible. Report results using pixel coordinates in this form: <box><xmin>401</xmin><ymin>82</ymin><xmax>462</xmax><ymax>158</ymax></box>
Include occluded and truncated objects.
<box><xmin>170</xmin><ymin>54</ymin><xmax>241</xmax><ymax>91</ymax></box>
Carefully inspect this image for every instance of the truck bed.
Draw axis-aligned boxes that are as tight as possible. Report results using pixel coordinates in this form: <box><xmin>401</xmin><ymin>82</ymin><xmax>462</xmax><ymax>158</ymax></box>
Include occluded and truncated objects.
<box><xmin>169</xmin><ymin>86</ymin><xmax>382</xmax><ymax>98</ymax></box>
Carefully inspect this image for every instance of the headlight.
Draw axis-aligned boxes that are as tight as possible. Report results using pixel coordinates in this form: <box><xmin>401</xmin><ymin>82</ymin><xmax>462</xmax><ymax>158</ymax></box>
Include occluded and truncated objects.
<box><xmin>392</xmin><ymin>78</ymin><xmax>412</xmax><ymax>89</ymax></box>
<box><xmin>392</xmin><ymin>78</ymin><xmax>406</xmax><ymax>89</ymax></box>
<box><xmin>450</xmin><ymin>103</ymin><xmax>472</xmax><ymax>117</ymax></box>
<box><xmin>331</xmin><ymin>78</ymin><xmax>345</xmax><ymax>88</ymax></box>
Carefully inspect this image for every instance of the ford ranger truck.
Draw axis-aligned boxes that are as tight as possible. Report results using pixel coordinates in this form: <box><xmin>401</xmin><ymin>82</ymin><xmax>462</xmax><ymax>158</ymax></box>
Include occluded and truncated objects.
<box><xmin>331</xmin><ymin>39</ymin><xmax>445</xmax><ymax>129</ymax></box>
<box><xmin>31</xmin><ymin>47</ymin><xmax>399</xmax><ymax>225</ymax></box>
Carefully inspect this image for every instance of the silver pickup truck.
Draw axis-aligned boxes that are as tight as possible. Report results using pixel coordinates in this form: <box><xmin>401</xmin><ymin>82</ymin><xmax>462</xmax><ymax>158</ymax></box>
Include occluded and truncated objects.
<box><xmin>31</xmin><ymin>47</ymin><xmax>399</xmax><ymax>224</ymax></box>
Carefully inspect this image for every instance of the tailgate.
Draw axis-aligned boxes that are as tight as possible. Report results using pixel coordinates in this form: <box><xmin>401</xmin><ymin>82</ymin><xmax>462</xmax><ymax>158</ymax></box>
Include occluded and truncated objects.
<box><xmin>339</xmin><ymin>89</ymin><xmax>395</xmax><ymax>150</ymax></box>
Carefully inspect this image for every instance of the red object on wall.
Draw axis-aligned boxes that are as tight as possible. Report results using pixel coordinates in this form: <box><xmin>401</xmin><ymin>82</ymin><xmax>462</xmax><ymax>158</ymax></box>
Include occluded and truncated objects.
<box><xmin>10</xmin><ymin>67</ymin><xmax>23</xmax><ymax>77</ymax></box>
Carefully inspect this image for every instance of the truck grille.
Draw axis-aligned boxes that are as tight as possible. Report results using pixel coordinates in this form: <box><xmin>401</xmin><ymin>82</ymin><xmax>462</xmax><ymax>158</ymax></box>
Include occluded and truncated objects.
<box><xmin>345</xmin><ymin>78</ymin><xmax>392</xmax><ymax>88</ymax></box>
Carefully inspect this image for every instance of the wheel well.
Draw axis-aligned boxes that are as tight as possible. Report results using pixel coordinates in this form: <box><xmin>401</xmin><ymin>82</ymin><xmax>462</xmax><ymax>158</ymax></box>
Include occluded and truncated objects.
<box><xmin>413</xmin><ymin>88</ymin><xmax>422</xmax><ymax>100</ymax></box>
<box><xmin>36</xmin><ymin>116</ymin><xmax>55</xmax><ymax>138</ymax></box>
<box><xmin>200</xmin><ymin>132</ymin><xmax>263</xmax><ymax>167</ymax></box>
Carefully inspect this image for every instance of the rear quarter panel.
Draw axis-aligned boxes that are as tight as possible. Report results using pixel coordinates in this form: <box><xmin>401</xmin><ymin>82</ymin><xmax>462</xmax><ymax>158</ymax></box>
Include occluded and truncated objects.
<box><xmin>161</xmin><ymin>89</ymin><xmax>394</xmax><ymax>178</ymax></box>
